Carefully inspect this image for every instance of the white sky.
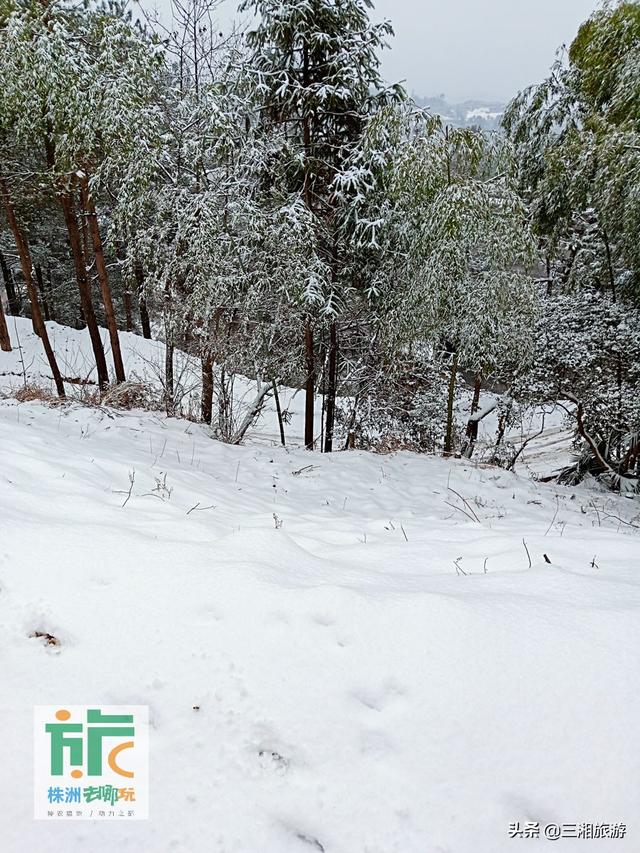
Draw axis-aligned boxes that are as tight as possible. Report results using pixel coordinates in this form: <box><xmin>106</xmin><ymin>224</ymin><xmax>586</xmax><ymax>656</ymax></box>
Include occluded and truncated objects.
<box><xmin>137</xmin><ymin>0</ymin><xmax>602</xmax><ymax>103</ymax></box>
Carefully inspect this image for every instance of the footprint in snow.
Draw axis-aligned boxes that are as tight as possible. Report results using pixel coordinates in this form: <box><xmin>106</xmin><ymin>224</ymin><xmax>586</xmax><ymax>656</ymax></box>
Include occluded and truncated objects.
<box><xmin>258</xmin><ymin>749</ymin><xmax>289</xmax><ymax>775</ymax></box>
<box><xmin>352</xmin><ymin>679</ymin><xmax>407</xmax><ymax>712</ymax></box>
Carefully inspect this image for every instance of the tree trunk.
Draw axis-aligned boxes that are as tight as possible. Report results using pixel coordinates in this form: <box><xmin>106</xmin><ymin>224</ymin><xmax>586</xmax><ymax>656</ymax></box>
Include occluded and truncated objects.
<box><xmin>43</xmin><ymin>133</ymin><xmax>107</xmax><ymax>389</ymax></box>
<box><xmin>59</xmin><ymin>190</ymin><xmax>109</xmax><ymax>390</ymax></box>
<box><xmin>165</xmin><ymin>339</ymin><xmax>174</xmax><ymax>416</ymax></box>
<box><xmin>163</xmin><ymin>278</ymin><xmax>175</xmax><ymax>415</ymax></box>
<box><xmin>462</xmin><ymin>372</ymin><xmax>482</xmax><ymax>459</ymax></box>
<box><xmin>444</xmin><ymin>353</ymin><xmax>459</xmax><ymax>457</ymax></box>
<box><xmin>201</xmin><ymin>354</ymin><xmax>213</xmax><ymax>424</ymax></box>
<box><xmin>46</xmin><ymin>268</ymin><xmax>57</xmax><ymax>322</ymax></box>
<box><xmin>272</xmin><ymin>378</ymin><xmax>286</xmax><ymax>446</ymax></box>
<box><xmin>0</xmin><ymin>250</ymin><xmax>21</xmax><ymax>315</ymax></box>
<box><xmin>0</xmin><ymin>288</ymin><xmax>11</xmax><ymax>351</ymax></box>
<box><xmin>565</xmin><ymin>392</ymin><xmax>628</xmax><ymax>488</ymax></box>
<box><xmin>123</xmin><ymin>291</ymin><xmax>133</xmax><ymax>332</ymax></box>
<box><xmin>135</xmin><ymin>263</ymin><xmax>152</xmax><ymax>339</ymax></box>
<box><xmin>80</xmin><ymin>176</ymin><xmax>125</xmax><ymax>383</ymax></box>
<box><xmin>34</xmin><ymin>265</ymin><xmax>51</xmax><ymax>321</ymax></box>
<box><xmin>323</xmin><ymin>320</ymin><xmax>338</xmax><ymax>453</ymax></box>
<box><xmin>343</xmin><ymin>396</ymin><xmax>359</xmax><ymax>450</ymax></box>
<box><xmin>79</xmin><ymin>193</ymin><xmax>91</xmax><ymax>268</ymax></box>
<box><xmin>0</xmin><ymin>176</ymin><xmax>65</xmax><ymax>396</ymax></box>
<box><xmin>493</xmin><ymin>400</ymin><xmax>512</xmax><ymax>455</ymax></box>
<box><xmin>304</xmin><ymin>317</ymin><xmax>315</xmax><ymax>450</ymax></box>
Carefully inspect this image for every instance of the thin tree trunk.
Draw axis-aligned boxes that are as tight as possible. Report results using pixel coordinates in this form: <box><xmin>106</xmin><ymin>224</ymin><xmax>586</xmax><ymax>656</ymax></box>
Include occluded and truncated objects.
<box><xmin>493</xmin><ymin>400</ymin><xmax>512</xmax><ymax>454</ymax></box>
<box><xmin>304</xmin><ymin>317</ymin><xmax>315</xmax><ymax>450</ymax></box>
<box><xmin>201</xmin><ymin>354</ymin><xmax>213</xmax><ymax>424</ymax></box>
<box><xmin>79</xmin><ymin>192</ymin><xmax>91</xmax><ymax>270</ymax></box>
<box><xmin>218</xmin><ymin>364</ymin><xmax>229</xmax><ymax>437</ymax></box>
<box><xmin>44</xmin><ymin>134</ymin><xmax>108</xmax><ymax>389</ymax></box>
<box><xmin>0</xmin><ymin>250</ymin><xmax>21</xmax><ymax>315</ymax></box>
<box><xmin>164</xmin><ymin>286</ymin><xmax>175</xmax><ymax>416</ymax></box>
<box><xmin>301</xmin><ymin>38</ymin><xmax>316</xmax><ymax>451</ymax></box>
<box><xmin>80</xmin><ymin>175</ymin><xmax>125</xmax><ymax>383</ymax></box>
<box><xmin>135</xmin><ymin>263</ymin><xmax>152</xmax><ymax>339</ymax></box>
<box><xmin>34</xmin><ymin>265</ymin><xmax>51</xmax><ymax>321</ymax></box>
<box><xmin>323</xmin><ymin>320</ymin><xmax>338</xmax><ymax>453</ymax></box>
<box><xmin>0</xmin><ymin>288</ymin><xmax>11</xmax><ymax>351</ymax></box>
<box><xmin>123</xmin><ymin>291</ymin><xmax>133</xmax><ymax>332</ymax></box>
<box><xmin>165</xmin><ymin>339</ymin><xmax>174</xmax><ymax>416</ymax></box>
<box><xmin>46</xmin><ymin>268</ymin><xmax>57</xmax><ymax>322</ymax></box>
<box><xmin>444</xmin><ymin>353</ymin><xmax>459</xmax><ymax>457</ymax></box>
<box><xmin>565</xmin><ymin>392</ymin><xmax>625</xmax><ymax>487</ymax></box>
<box><xmin>462</xmin><ymin>372</ymin><xmax>482</xmax><ymax>459</ymax></box>
<box><xmin>0</xmin><ymin>176</ymin><xmax>65</xmax><ymax>396</ymax></box>
<box><xmin>272</xmin><ymin>378</ymin><xmax>286</xmax><ymax>446</ymax></box>
<box><xmin>302</xmin><ymin>41</ymin><xmax>312</xmax><ymax>211</ymax></box>
<box><xmin>343</xmin><ymin>396</ymin><xmax>359</xmax><ymax>450</ymax></box>
<box><xmin>59</xmin><ymin>190</ymin><xmax>109</xmax><ymax>390</ymax></box>
<box><xmin>319</xmin><ymin>336</ymin><xmax>326</xmax><ymax>452</ymax></box>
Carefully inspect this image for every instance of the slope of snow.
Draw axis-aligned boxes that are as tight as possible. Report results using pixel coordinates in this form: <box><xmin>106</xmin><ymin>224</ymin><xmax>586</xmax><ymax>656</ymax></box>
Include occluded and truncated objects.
<box><xmin>0</xmin><ymin>316</ymin><xmax>320</xmax><ymax>446</ymax></box>
<box><xmin>1</xmin><ymin>320</ymin><xmax>640</xmax><ymax>852</ymax></box>
<box><xmin>0</xmin><ymin>316</ymin><xmax>571</xmax><ymax>471</ymax></box>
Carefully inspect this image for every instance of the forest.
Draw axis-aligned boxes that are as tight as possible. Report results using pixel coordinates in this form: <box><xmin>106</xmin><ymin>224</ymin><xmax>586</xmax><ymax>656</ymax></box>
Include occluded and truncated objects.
<box><xmin>1</xmin><ymin>0</ymin><xmax>639</xmax><ymax>489</ymax></box>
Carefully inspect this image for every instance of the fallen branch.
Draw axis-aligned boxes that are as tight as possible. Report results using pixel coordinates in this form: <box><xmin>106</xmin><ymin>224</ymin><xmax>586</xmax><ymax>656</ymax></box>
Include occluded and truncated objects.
<box><xmin>231</xmin><ymin>383</ymin><xmax>273</xmax><ymax>445</ymax></box>
<box><xmin>562</xmin><ymin>392</ymin><xmax>635</xmax><ymax>490</ymax></box>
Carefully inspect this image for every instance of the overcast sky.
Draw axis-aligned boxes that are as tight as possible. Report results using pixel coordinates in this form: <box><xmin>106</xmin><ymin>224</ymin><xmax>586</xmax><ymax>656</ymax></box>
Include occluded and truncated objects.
<box><xmin>140</xmin><ymin>0</ymin><xmax>602</xmax><ymax>103</ymax></box>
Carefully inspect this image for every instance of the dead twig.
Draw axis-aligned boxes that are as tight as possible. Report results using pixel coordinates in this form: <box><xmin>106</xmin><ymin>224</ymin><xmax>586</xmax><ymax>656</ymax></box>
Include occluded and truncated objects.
<box><xmin>292</xmin><ymin>464</ymin><xmax>317</xmax><ymax>476</ymax></box>
<box><xmin>447</xmin><ymin>486</ymin><xmax>481</xmax><ymax>523</ymax></box>
<box><xmin>444</xmin><ymin>500</ymin><xmax>477</xmax><ymax>523</ymax></box>
<box><xmin>187</xmin><ymin>503</ymin><xmax>216</xmax><ymax>514</ymax></box>
<box><xmin>544</xmin><ymin>495</ymin><xmax>560</xmax><ymax>536</ymax></box>
<box><xmin>114</xmin><ymin>469</ymin><xmax>135</xmax><ymax>507</ymax></box>
<box><xmin>453</xmin><ymin>557</ymin><xmax>467</xmax><ymax>576</ymax></box>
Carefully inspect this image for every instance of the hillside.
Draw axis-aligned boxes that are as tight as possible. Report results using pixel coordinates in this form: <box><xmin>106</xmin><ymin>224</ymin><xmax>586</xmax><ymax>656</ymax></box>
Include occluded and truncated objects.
<box><xmin>1</xmin><ymin>319</ymin><xmax>639</xmax><ymax>852</ymax></box>
<box><xmin>412</xmin><ymin>94</ymin><xmax>505</xmax><ymax>130</ymax></box>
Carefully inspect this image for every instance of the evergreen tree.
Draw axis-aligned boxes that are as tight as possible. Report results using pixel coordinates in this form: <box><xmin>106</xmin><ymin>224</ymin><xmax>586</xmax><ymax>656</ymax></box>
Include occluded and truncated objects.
<box><xmin>240</xmin><ymin>0</ymin><xmax>403</xmax><ymax>449</ymax></box>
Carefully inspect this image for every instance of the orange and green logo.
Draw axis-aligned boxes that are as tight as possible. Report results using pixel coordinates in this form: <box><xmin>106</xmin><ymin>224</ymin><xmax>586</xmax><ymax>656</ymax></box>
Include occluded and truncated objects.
<box><xmin>34</xmin><ymin>705</ymin><xmax>149</xmax><ymax>820</ymax></box>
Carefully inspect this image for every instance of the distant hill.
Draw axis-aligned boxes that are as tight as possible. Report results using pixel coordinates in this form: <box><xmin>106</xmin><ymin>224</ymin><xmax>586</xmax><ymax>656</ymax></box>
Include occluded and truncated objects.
<box><xmin>412</xmin><ymin>94</ymin><xmax>505</xmax><ymax>131</ymax></box>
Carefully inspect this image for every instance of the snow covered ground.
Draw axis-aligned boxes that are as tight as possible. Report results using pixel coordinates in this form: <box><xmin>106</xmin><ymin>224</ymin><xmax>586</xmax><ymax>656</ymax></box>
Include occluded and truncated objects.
<box><xmin>1</xmin><ymin>318</ymin><xmax>640</xmax><ymax>852</ymax></box>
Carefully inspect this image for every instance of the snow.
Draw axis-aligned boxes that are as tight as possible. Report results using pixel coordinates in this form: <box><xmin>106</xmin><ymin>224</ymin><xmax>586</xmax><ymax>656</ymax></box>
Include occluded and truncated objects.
<box><xmin>465</xmin><ymin>107</ymin><xmax>504</xmax><ymax>121</ymax></box>
<box><xmin>1</xmin><ymin>318</ymin><xmax>640</xmax><ymax>852</ymax></box>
